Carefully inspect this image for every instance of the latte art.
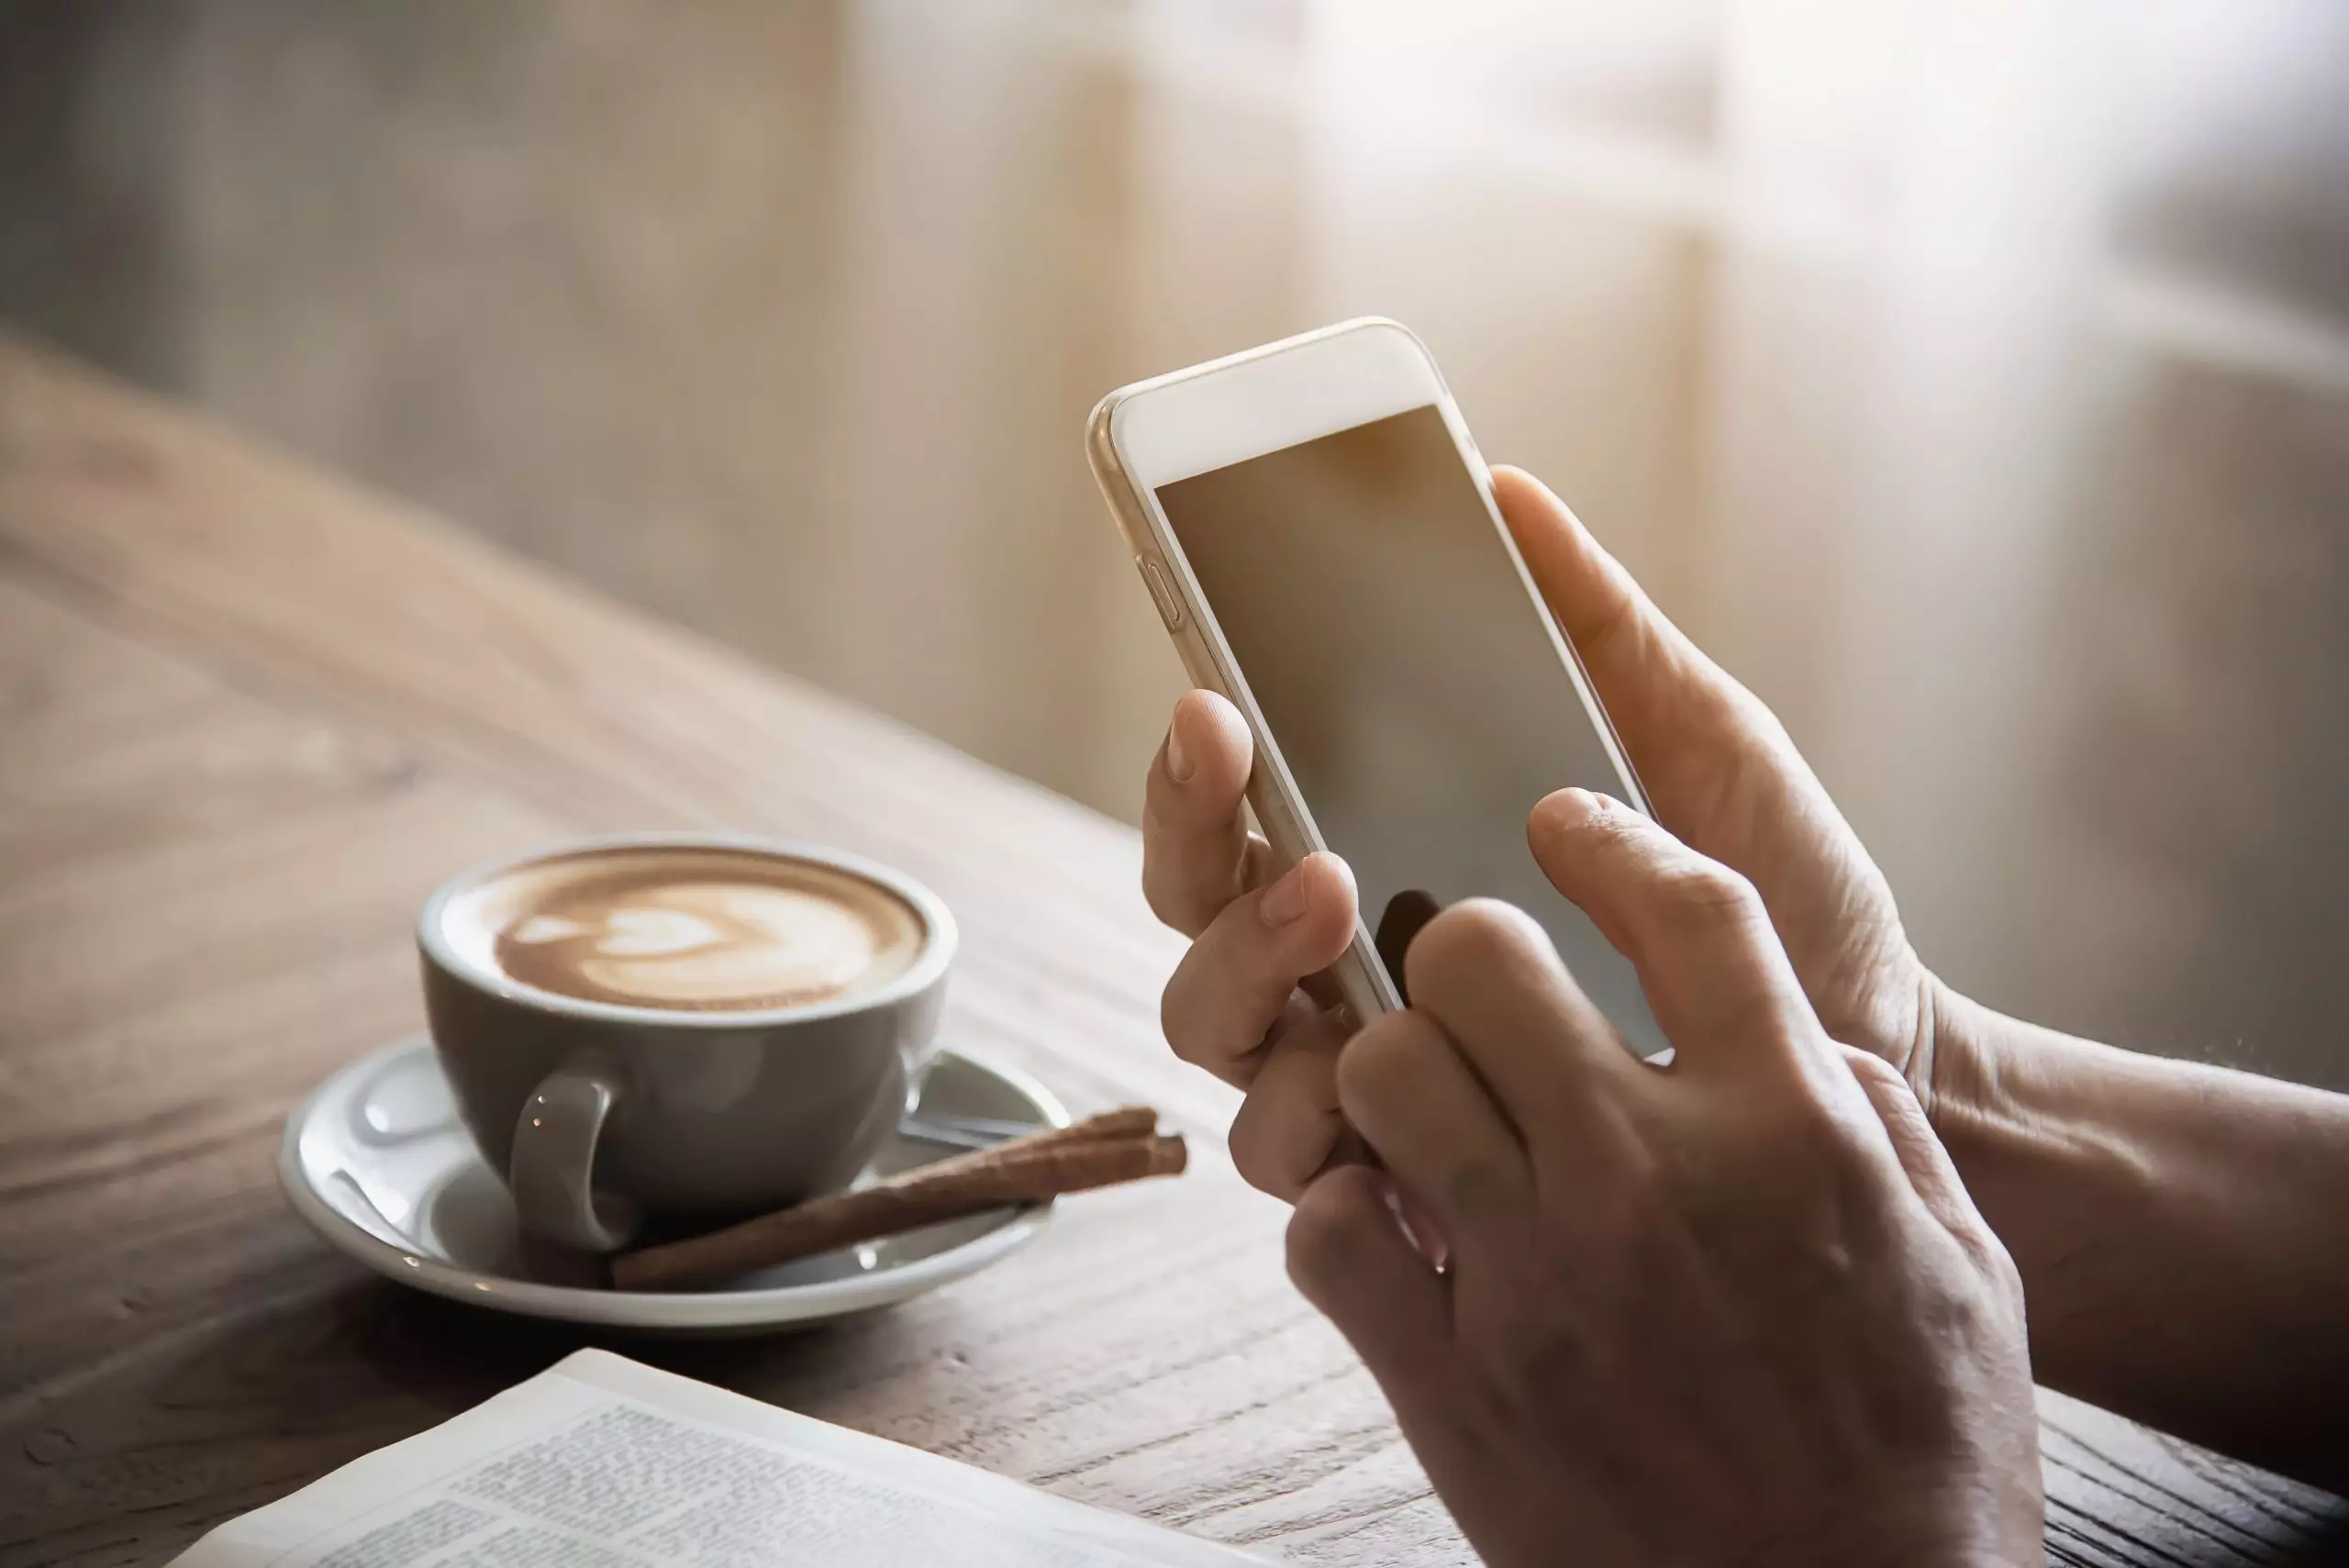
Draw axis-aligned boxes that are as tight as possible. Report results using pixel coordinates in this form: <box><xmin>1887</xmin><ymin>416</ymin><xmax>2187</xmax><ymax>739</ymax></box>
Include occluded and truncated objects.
<box><xmin>443</xmin><ymin>848</ymin><xmax>928</xmax><ymax>1012</ymax></box>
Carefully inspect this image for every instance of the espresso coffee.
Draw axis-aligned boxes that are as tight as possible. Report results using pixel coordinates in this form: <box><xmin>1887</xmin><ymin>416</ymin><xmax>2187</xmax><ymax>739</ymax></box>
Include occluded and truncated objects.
<box><xmin>423</xmin><ymin>836</ymin><xmax>954</xmax><ymax>1250</ymax></box>
<box><xmin>440</xmin><ymin>846</ymin><xmax>928</xmax><ymax>1013</ymax></box>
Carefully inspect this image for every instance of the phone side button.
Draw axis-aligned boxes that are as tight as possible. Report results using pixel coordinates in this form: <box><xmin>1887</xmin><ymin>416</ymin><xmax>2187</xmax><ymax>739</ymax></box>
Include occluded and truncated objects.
<box><xmin>1136</xmin><ymin>555</ymin><xmax>1186</xmax><ymax>631</ymax></box>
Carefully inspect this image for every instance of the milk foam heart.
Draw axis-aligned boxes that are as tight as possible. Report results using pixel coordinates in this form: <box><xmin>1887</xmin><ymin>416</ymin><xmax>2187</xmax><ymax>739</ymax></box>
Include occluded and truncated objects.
<box><xmin>439</xmin><ymin>847</ymin><xmax>929</xmax><ymax>1012</ymax></box>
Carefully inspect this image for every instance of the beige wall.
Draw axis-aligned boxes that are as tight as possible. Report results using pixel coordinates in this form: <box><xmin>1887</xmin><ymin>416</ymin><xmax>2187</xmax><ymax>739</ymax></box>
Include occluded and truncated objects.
<box><xmin>6</xmin><ymin>0</ymin><xmax>2348</xmax><ymax>1087</ymax></box>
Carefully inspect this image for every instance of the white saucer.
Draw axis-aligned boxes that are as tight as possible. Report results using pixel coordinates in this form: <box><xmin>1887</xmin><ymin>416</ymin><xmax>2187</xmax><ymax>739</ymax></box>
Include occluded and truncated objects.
<box><xmin>280</xmin><ymin>1036</ymin><xmax>1070</xmax><ymax>1333</ymax></box>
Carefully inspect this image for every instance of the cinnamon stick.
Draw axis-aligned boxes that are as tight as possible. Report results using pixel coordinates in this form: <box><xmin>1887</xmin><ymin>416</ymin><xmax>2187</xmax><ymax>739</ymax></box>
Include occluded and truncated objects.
<box><xmin>985</xmin><ymin>1105</ymin><xmax>1158</xmax><ymax>1150</ymax></box>
<box><xmin>610</xmin><ymin>1109</ymin><xmax>1185</xmax><ymax>1291</ymax></box>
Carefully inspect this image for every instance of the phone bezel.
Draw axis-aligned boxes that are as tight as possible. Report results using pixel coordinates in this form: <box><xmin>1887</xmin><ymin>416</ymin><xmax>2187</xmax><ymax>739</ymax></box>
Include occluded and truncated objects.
<box><xmin>1088</xmin><ymin>317</ymin><xmax>1650</xmax><ymax>1026</ymax></box>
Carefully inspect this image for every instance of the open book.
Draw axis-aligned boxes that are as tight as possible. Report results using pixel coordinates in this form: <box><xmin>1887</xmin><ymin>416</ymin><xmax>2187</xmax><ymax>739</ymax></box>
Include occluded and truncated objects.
<box><xmin>172</xmin><ymin>1350</ymin><xmax>1266</xmax><ymax>1567</ymax></box>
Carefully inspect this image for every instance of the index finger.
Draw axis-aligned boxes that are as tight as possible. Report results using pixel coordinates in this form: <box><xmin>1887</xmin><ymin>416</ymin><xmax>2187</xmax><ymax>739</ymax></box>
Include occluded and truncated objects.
<box><xmin>1402</xmin><ymin>899</ymin><xmax>1647</xmax><ymax>1180</ymax></box>
<box><xmin>1527</xmin><ymin>789</ymin><xmax>1822</xmax><ymax>1078</ymax></box>
<box><xmin>1141</xmin><ymin>690</ymin><xmax>1263</xmax><ymax>936</ymax></box>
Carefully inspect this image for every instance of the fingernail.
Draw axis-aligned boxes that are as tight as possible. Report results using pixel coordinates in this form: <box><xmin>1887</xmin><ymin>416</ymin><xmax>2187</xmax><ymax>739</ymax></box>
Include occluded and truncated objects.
<box><xmin>1261</xmin><ymin>863</ymin><xmax>1308</xmax><ymax>927</ymax></box>
<box><xmin>1542</xmin><ymin>787</ymin><xmax>1603</xmax><ymax>826</ymax></box>
<box><xmin>1165</xmin><ymin>719</ymin><xmax>1195</xmax><ymax>783</ymax></box>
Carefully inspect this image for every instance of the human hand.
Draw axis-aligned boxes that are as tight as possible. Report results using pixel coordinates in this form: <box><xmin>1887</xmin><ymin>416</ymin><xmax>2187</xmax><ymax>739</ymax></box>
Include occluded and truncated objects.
<box><xmin>1141</xmin><ymin>464</ymin><xmax>1947</xmax><ymax>1200</ymax></box>
<box><xmin>1287</xmin><ymin>793</ymin><xmax>2042</xmax><ymax>1568</ymax></box>
<box><xmin>1141</xmin><ymin>687</ymin><xmax>1363</xmax><ymax>1198</ymax></box>
<box><xmin>1487</xmin><ymin>467</ymin><xmax>1935</xmax><ymax>1084</ymax></box>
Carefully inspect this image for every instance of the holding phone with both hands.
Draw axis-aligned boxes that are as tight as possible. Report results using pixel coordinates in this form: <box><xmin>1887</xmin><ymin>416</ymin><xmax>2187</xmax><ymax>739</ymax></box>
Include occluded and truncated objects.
<box><xmin>1088</xmin><ymin>318</ymin><xmax>1665</xmax><ymax>1058</ymax></box>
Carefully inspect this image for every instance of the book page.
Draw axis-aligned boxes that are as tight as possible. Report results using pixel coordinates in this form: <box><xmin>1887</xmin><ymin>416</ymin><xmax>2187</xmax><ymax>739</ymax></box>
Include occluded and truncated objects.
<box><xmin>172</xmin><ymin>1351</ymin><xmax>1265</xmax><ymax>1568</ymax></box>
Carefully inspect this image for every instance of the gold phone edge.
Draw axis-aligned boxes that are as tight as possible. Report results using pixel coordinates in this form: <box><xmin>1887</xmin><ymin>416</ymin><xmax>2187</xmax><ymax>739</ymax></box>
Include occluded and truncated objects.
<box><xmin>1085</xmin><ymin>370</ymin><xmax>1393</xmax><ymax>1030</ymax></box>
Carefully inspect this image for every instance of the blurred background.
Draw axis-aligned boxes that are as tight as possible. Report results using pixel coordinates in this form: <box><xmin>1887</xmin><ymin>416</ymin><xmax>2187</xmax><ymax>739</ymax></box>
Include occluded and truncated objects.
<box><xmin>4</xmin><ymin>0</ymin><xmax>2345</xmax><ymax>1087</ymax></box>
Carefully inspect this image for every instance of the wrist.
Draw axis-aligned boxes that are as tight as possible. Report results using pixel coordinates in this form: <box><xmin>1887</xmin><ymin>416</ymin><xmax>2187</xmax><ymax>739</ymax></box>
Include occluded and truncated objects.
<box><xmin>1912</xmin><ymin>973</ymin><xmax>2008</xmax><ymax>1139</ymax></box>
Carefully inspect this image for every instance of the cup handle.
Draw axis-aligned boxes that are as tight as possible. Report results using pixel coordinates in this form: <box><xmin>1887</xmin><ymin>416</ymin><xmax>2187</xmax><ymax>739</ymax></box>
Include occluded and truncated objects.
<box><xmin>509</xmin><ymin>1062</ymin><xmax>640</xmax><ymax>1253</ymax></box>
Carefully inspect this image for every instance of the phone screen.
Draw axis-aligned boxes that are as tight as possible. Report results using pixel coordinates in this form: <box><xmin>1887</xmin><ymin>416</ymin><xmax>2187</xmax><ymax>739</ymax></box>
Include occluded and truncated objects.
<box><xmin>1154</xmin><ymin>404</ymin><xmax>1664</xmax><ymax>1057</ymax></box>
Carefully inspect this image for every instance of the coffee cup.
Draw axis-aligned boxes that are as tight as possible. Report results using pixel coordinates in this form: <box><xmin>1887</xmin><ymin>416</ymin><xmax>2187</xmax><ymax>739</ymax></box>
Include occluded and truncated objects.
<box><xmin>417</xmin><ymin>834</ymin><xmax>955</xmax><ymax>1253</ymax></box>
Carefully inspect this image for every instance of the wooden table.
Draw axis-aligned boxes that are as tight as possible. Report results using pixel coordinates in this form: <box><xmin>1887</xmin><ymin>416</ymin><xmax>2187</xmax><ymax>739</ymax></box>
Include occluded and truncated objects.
<box><xmin>1</xmin><ymin>334</ymin><xmax>2342</xmax><ymax>1567</ymax></box>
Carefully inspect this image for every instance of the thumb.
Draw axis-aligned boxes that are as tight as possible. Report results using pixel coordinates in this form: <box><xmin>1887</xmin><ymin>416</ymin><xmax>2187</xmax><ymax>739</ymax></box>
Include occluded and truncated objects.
<box><xmin>1491</xmin><ymin>466</ymin><xmax>1777</xmax><ymax>779</ymax></box>
<box><xmin>1491</xmin><ymin>465</ymin><xmax>1701</xmax><ymax>706</ymax></box>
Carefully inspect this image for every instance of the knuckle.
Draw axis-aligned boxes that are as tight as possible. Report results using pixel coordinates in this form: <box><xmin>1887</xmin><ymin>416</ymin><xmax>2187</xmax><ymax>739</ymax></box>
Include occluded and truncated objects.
<box><xmin>1706</xmin><ymin>1083</ymin><xmax>1846</xmax><ymax>1192</ymax></box>
<box><xmin>1799</xmin><ymin>1097</ymin><xmax>1905</xmax><ymax>1207</ymax></box>
<box><xmin>1159</xmin><ymin>926</ymin><xmax>1275</xmax><ymax>1067</ymax></box>
<box><xmin>1839</xmin><ymin>1044</ymin><xmax>1907</xmax><ymax>1098</ymax></box>
<box><xmin>1831</xmin><ymin>1044</ymin><xmax>1932</xmax><ymax>1154</ymax></box>
<box><xmin>1284</xmin><ymin>1175</ymin><xmax>1366</xmax><ymax>1296</ymax></box>
<box><xmin>1228</xmin><ymin>1086</ymin><xmax>1315</xmax><ymax>1200</ymax></box>
<box><xmin>1139</xmin><ymin>851</ymin><xmax>1211</xmax><ymax>937</ymax></box>
<box><xmin>1439</xmin><ymin>1147</ymin><xmax>1518</xmax><ymax>1225</ymax></box>
<box><xmin>1140</xmin><ymin>873</ymin><xmax>1185</xmax><ymax>934</ymax></box>
<box><xmin>1230</xmin><ymin>1137</ymin><xmax>1288</xmax><ymax>1200</ymax></box>
<box><xmin>1821</xmin><ymin>1115</ymin><xmax>1888</xmax><ymax>1189</ymax></box>
<box><xmin>1157</xmin><ymin>985</ymin><xmax>1206</xmax><ymax>1066</ymax></box>
<box><xmin>1575</xmin><ymin>1146</ymin><xmax>1667</xmax><ymax>1252</ymax></box>
<box><xmin>1648</xmin><ymin>861</ymin><xmax>1765</xmax><ymax>939</ymax></box>
<box><xmin>1834</xmin><ymin>1048</ymin><xmax>1923</xmax><ymax>1133</ymax></box>
<box><xmin>1284</xmin><ymin>1227</ymin><xmax>1342</xmax><ymax>1305</ymax></box>
<box><xmin>1777</xmin><ymin>1078</ymin><xmax>1862</xmax><ymax>1157</ymax></box>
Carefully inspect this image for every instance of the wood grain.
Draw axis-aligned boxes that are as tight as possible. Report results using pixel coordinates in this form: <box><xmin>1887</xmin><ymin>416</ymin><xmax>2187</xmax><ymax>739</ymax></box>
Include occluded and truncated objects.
<box><xmin>0</xmin><ymin>332</ymin><xmax>2343</xmax><ymax>1566</ymax></box>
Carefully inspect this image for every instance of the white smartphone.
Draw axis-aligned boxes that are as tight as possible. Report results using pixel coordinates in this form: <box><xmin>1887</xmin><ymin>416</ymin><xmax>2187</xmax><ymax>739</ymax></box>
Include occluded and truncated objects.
<box><xmin>1088</xmin><ymin>317</ymin><xmax>1664</xmax><ymax>1056</ymax></box>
